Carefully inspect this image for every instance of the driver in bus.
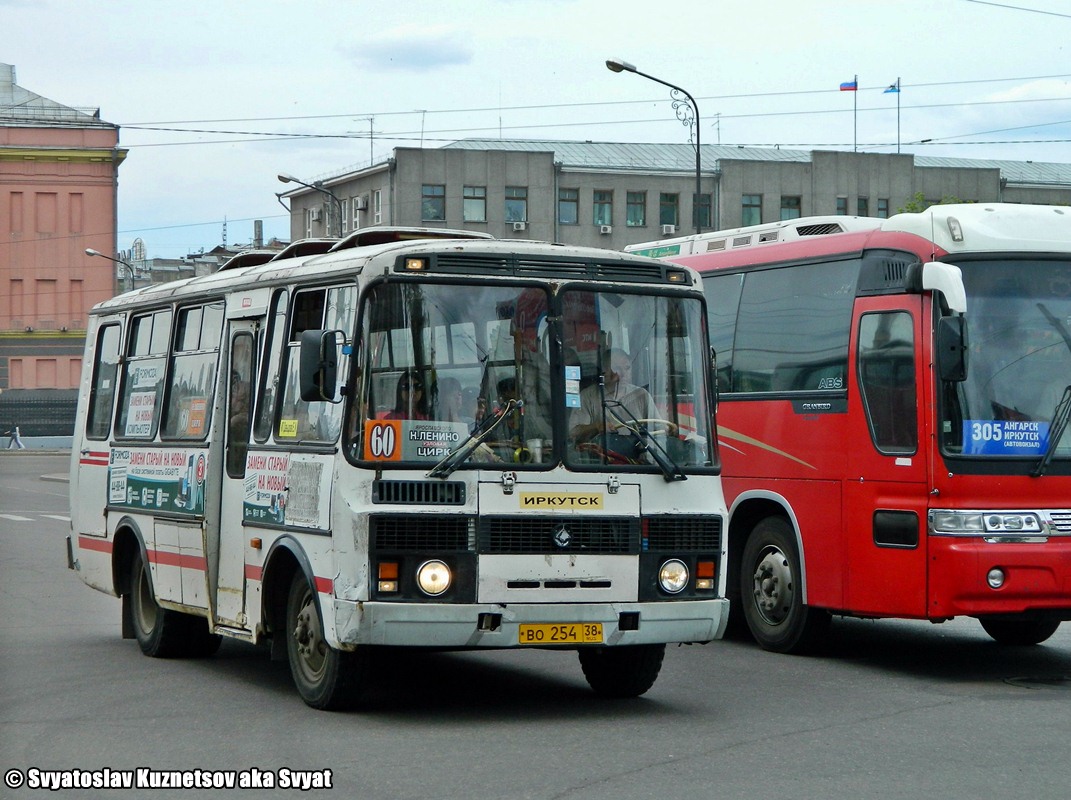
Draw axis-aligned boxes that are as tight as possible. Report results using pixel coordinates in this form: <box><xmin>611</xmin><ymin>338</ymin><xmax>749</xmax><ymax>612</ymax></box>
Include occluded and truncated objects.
<box><xmin>570</xmin><ymin>348</ymin><xmax>664</xmax><ymax>442</ymax></box>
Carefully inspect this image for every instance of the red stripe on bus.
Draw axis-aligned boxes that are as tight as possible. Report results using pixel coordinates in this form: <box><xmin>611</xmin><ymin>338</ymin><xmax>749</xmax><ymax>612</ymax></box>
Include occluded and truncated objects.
<box><xmin>147</xmin><ymin>549</ymin><xmax>207</xmax><ymax>571</ymax></box>
<box><xmin>245</xmin><ymin>564</ymin><xmax>263</xmax><ymax>581</ymax></box>
<box><xmin>78</xmin><ymin>536</ymin><xmax>113</xmax><ymax>553</ymax></box>
<box><xmin>315</xmin><ymin>576</ymin><xmax>333</xmax><ymax>594</ymax></box>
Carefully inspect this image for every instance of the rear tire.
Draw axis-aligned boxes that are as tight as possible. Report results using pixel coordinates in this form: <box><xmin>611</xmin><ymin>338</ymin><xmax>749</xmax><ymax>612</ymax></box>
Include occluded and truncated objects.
<box><xmin>285</xmin><ymin>572</ymin><xmax>366</xmax><ymax>710</ymax></box>
<box><xmin>980</xmin><ymin>617</ymin><xmax>1060</xmax><ymax>646</ymax></box>
<box><xmin>740</xmin><ymin>516</ymin><xmax>830</xmax><ymax>653</ymax></box>
<box><xmin>578</xmin><ymin>644</ymin><xmax>665</xmax><ymax>698</ymax></box>
<box><xmin>127</xmin><ymin>550</ymin><xmax>221</xmax><ymax>658</ymax></box>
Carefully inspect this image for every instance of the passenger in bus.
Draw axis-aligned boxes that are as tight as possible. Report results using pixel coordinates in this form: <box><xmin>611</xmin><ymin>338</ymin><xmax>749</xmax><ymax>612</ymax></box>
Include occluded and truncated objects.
<box><xmin>383</xmin><ymin>369</ymin><xmax>429</xmax><ymax>420</ymax></box>
<box><xmin>570</xmin><ymin>348</ymin><xmax>662</xmax><ymax>442</ymax></box>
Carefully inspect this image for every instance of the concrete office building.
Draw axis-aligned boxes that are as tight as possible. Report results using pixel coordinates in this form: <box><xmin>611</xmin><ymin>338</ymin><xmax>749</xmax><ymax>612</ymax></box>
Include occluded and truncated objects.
<box><xmin>280</xmin><ymin>138</ymin><xmax>1071</xmax><ymax>250</ymax></box>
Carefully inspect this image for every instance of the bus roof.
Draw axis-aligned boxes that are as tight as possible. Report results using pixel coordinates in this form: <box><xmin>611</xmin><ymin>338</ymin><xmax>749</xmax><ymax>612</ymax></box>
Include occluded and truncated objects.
<box><xmin>89</xmin><ymin>231</ymin><xmax>700</xmax><ymax>316</ymax></box>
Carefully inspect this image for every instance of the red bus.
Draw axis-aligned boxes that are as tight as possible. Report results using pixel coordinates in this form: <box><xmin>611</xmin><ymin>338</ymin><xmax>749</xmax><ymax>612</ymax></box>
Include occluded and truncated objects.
<box><xmin>638</xmin><ymin>204</ymin><xmax>1071</xmax><ymax>652</ymax></box>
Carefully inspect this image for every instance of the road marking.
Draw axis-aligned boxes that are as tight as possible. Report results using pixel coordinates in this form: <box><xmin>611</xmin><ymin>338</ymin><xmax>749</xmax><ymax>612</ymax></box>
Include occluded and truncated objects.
<box><xmin>0</xmin><ymin>513</ymin><xmax>33</xmax><ymax>521</ymax></box>
<box><xmin>43</xmin><ymin>515</ymin><xmax>72</xmax><ymax>521</ymax></box>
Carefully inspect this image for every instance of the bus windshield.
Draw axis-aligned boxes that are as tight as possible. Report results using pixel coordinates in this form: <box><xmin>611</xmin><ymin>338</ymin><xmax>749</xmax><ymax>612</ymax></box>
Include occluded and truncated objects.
<box><xmin>352</xmin><ymin>279</ymin><xmax>714</xmax><ymax>471</ymax></box>
<box><xmin>946</xmin><ymin>257</ymin><xmax>1071</xmax><ymax>459</ymax></box>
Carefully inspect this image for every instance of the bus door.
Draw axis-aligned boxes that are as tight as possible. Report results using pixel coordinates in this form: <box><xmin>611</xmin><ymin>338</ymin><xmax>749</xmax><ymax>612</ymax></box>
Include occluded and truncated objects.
<box><xmin>843</xmin><ymin>299</ymin><xmax>930</xmax><ymax>617</ymax></box>
<box><xmin>214</xmin><ymin>320</ymin><xmax>259</xmax><ymax>628</ymax></box>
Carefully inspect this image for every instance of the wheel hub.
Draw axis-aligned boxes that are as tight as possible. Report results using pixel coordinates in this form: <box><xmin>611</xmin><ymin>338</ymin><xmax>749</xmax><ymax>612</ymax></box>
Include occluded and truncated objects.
<box><xmin>752</xmin><ymin>547</ymin><xmax>794</xmax><ymax>625</ymax></box>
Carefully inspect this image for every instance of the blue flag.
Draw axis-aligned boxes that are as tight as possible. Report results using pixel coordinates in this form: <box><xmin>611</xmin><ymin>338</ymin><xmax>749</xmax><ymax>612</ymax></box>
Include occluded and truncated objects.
<box><xmin>884</xmin><ymin>82</ymin><xmax>900</xmax><ymax>94</ymax></box>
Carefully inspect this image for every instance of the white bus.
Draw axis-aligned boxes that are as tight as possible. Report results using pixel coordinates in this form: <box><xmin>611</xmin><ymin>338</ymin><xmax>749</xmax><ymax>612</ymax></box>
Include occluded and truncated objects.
<box><xmin>68</xmin><ymin>227</ymin><xmax>728</xmax><ymax>709</ymax></box>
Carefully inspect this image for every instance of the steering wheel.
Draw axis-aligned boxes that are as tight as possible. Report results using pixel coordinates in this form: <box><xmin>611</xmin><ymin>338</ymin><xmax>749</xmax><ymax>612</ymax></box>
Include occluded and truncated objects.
<box><xmin>629</xmin><ymin>419</ymin><xmax>677</xmax><ymax>436</ymax></box>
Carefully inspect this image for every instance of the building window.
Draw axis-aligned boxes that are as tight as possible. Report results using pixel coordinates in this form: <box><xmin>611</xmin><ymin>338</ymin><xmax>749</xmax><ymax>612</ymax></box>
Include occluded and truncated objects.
<box><xmin>780</xmin><ymin>196</ymin><xmax>802</xmax><ymax>220</ymax></box>
<box><xmin>660</xmin><ymin>193</ymin><xmax>680</xmax><ymax>227</ymax></box>
<box><xmin>505</xmin><ymin>186</ymin><xmax>528</xmax><ymax>223</ymax></box>
<box><xmin>340</xmin><ymin>198</ymin><xmax>350</xmax><ymax>233</ymax></box>
<box><xmin>304</xmin><ymin>208</ymin><xmax>313</xmax><ymax>238</ymax></box>
<box><xmin>593</xmin><ymin>190</ymin><xmax>613</xmax><ymax>227</ymax></box>
<box><xmin>422</xmin><ymin>184</ymin><xmax>446</xmax><ymax>221</ymax></box>
<box><xmin>741</xmin><ymin>194</ymin><xmax>761</xmax><ymax>227</ymax></box>
<box><xmin>351</xmin><ymin>196</ymin><xmax>361</xmax><ymax>231</ymax></box>
<box><xmin>626</xmin><ymin>191</ymin><xmax>646</xmax><ymax>227</ymax></box>
<box><xmin>695</xmin><ymin>193</ymin><xmax>712</xmax><ymax>229</ymax></box>
<box><xmin>558</xmin><ymin>188</ymin><xmax>579</xmax><ymax>225</ymax></box>
<box><xmin>877</xmin><ymin>198</ymin><xmax>889</xmax><ymax>218</ymax></box>
<box><xmin>463</xmin><ymin>186</ymin><xmax>487</xmax><ymax>222</ymax></box>
<box><xmin>836</xmin><ymin>196</ymin><xmax>848</xmax><ymax>215</ymax></box>
<box><xmin>857</xmin><ymin>197</ymin><xmax>869</xmax><ymax>217</ymax></box>
<box><xmin>373</xmin><ymin>190</ymin><xmax>382</xmax><ymax>225</ymax></box>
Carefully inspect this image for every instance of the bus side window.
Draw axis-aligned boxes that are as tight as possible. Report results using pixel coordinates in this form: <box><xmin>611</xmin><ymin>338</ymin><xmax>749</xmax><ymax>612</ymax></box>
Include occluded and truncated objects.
<box><xmin>115</xmin><ymin>308</ymin><xmax>172</xmax><ymax>439</ymax></box>
<box><xmin>858</xmin><ymin>311</ymin><xmax>917</xmax><ymax>453</ymax></box>
<box><xmin>254</xmin><ymin>288</ymin><xmax>289</xmax><ymax>443</ymax></box>
<box><xmin>226</xmin><ymin>332</ymin><xmax>255</xmax><ymax>478</ymax></box>
<box><xmin>86</xmin><ymin>323</ymin><xmax>122</xmax><ymax>440</ymax></box>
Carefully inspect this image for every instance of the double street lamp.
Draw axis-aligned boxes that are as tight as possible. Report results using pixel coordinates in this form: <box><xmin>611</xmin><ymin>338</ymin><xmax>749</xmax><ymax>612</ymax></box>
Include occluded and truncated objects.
<box><xmin>606</xmin><ymin>58</ymin><xmax>703</xmax><ymax>234</ymax></box>
<box><xmin>278</xmin><ymin>173</ymin><xmax>345</xmax><ymax>238</ymax></box>
<box><xmin>85</xmin><ymin>248</ymin><xmax>135</xmax><ymax>293</ymax></box>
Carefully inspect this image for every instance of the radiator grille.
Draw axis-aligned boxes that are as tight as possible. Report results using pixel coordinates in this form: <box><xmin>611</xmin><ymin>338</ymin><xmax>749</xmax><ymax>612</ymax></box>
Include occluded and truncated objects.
<box><xmin>372</xmin><ymin>480</ymin><xmax>466</xmax><ymax>505</ymax></box>
<box><xmin>427</xmin><ymin>254</ymin><xmax>682</xmax><ymax>284</ymax></box>
<box><xmin>371</xmin><ymin>514</ymin><xmax>476</xmax><ymax>551</ymax></box>
<box><xmin>644</xmin><ymin>516</ymin><xmax>722</xmax><ymax>551</ymax></box>
<box><xmin>479</xmin><ymin>516</ymin><xmax>639</xmax><ymax>554</ymax></box>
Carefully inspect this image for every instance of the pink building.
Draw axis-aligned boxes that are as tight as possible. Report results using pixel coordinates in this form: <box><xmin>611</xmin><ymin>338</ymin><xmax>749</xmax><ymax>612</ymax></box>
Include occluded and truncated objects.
<box><xmin>0</xmin><ymin>63</ymin><xmax>127</xmax><ymax>435</ymax></box>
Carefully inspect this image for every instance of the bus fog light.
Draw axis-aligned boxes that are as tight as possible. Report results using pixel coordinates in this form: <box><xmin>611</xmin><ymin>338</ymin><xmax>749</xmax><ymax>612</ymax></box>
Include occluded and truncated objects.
<box><xmin>416</xmin><ymin>560</ymin><xmax>452</xmax><ymax>596</ymax></box>
<box><xmin>987</xmin><ymin>568</ymin><xmax>1006</xmax><ymax>589</ymax></box>
<box><xmin>658</xmin><ymin>559</ymin><xmax>689</xmax><ymax>594</ymax></box>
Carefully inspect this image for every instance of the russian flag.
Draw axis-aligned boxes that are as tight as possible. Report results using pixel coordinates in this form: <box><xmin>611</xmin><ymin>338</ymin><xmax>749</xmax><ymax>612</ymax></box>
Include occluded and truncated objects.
<box><xmin>839</xmin><ymin>79</ymin><xmax>858</xmax><ymax>92</ymax></box>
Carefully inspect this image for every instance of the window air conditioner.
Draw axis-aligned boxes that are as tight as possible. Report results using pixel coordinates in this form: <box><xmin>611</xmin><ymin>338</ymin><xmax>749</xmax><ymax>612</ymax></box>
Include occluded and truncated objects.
<box><xmin>310</xmin><ymin>209</ymin><xmax>323</xmax><ymax>222</ymax></box>
<box><xmin>599</xmin><ymin>225</ymin><xmax>613</xmax><ymax>235</ymax></box>
<box><xmin>661</xmin><ymin>224</ymin><xmax>676</xmax><ymax>235</ymax></box>
<box><xmin>354</xmin><ymin>196</ymin><xmax>368</xmax><ymax>210</ymax></box>
<box><xmin>512</xmin><ymin>221</ymin><xmax>526</xmax><ymax>232</ymax></box>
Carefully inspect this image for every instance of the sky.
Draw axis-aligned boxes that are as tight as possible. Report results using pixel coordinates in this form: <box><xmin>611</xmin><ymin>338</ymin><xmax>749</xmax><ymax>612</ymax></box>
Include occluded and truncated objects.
<box><xmin>4</xmin><ymin>0</ymin><xmax>1070</xmax><ymax>259</ymax></box>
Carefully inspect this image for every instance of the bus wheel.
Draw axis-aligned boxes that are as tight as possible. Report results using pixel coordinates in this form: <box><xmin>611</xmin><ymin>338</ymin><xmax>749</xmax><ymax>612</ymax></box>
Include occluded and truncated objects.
<box><xmin>979</xmin><ymin>618</ymin><xmax>1060</xmax><ymax>646</ymax></box>
<box><xmin>127</xmin><ymin>550</ymin><xmax>221</xmax><ymax>658</ymax></box>
<box><xmin>740</xmin><ymin>516</ymin><xmax>829</xmax><ymax>654</ymax></box>
<box><xmin>578</xmin><ymin>644</ymin><xmax>665</xmax><ymax>698</ymax></box>
<box><xmin>285</xmin><ymin>573</ymin><xmax>365</xmax><ymax>710</ymax></box>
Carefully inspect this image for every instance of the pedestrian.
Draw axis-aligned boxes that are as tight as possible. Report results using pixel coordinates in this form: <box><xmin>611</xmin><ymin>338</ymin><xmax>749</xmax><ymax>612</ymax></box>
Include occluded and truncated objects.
<box><xmin>5</xmin><ymin>425</ymin><xmax>26</xmax><ymax>450</ymax></box>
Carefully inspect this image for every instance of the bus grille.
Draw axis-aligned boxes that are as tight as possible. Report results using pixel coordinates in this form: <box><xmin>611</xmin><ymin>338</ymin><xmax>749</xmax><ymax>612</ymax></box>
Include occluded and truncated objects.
<box><xmin>1047</xmin><ymin>511</ymin><xmax>1071</xmax><ymax>533</ymax></box>
<box><xmin>428</xmin><ymin>254</ymin><xmax>684</xmax><ymax>284</ymax></box>
<box><xmin>644</xmin><ymin>516</ymin><xmax>722</xmax><ymax>551</ymax></box>
<box><xmin>372</xmin><ymin>480</ymin><xmax>466</xmax><ymax>505</ymax></box>
<box><xmin>479</xmin><ymin>516</ymin><xmax>640</xmax><ymax>554</ymax></box>
<box><xmin>370</xmin><ymin>515</ymin><xmax>476</xmax><ymax>551</ymax></box>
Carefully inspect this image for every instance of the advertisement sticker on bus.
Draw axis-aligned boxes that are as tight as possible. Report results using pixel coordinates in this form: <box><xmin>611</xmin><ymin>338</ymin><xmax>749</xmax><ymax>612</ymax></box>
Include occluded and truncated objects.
<box><xmin>108</xmin><ymin>448</ymin><xmax>206</xmax><ymax>515</ymax></box>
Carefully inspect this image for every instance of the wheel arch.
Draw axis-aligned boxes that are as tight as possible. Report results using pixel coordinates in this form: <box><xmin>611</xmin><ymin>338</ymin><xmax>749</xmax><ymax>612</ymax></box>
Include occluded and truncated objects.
<box><xmin>261</xmin><ymin>535</ymin><xmax>318</xmax><ymax>658</ymax></box>
<box><xmin>728</xmin><ymin>491</ymin><xmax>809</xmax><ymax>604</ymax></box>
<box><xmin>110</xmin><ymin>516</ymin><xmax>148</xmax><ymax>597</ymax></box>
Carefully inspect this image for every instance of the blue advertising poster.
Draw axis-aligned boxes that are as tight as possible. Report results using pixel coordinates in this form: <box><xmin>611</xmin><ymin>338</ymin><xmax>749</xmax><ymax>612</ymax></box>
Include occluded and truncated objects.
<box><xmin>963</xmin><ymin>420</ymin><xmax>1049</xmax><ymax>455</ymax></box>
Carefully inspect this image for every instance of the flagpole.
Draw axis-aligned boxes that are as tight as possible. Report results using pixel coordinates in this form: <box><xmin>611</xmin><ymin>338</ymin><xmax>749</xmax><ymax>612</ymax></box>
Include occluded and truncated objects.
<box><xmin>896</xmin><ymin>77</ymin><xmax>901</xmax><ymax>154</ymax></box>
<box><xmin>853</xmin><ymin>74</ymin><xmax>858</xmax><ymax>152</ymax></box>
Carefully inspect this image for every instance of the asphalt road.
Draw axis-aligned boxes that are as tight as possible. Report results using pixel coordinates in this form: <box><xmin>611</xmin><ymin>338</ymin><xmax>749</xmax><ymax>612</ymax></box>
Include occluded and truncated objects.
<box><xmin>2</xmin><ymin>452</ymin><xmax>1069</xmax><ymax>799</ymax></box>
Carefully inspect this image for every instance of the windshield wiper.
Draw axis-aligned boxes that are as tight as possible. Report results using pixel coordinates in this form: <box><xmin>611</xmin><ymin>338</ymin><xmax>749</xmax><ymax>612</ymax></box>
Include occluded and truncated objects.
<box><xmin>1032</xmin><ymin>385</ymin><xmax>1071</xmax><ymax>478</ymax></box>
<box><xmin>603</xmin><ymin>401</ymin><xmax>687</xmax><ymax>482</ymax></box>
<box><xmin>427</xmin><ymin>398</ymin><xmax>519</xmax><ymax>479</ymax></box>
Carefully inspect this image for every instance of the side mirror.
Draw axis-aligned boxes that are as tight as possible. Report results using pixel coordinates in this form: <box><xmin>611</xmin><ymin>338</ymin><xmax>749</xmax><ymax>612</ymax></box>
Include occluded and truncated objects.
<box><xmin>299</xmin><ymin>329</ymin><xmax>342</xmax><ymax>402</ymax></box>
<box><xmin>937</xmin><ymin>316</ymin><xmax>968</xmax><ymax>382</ymax></box>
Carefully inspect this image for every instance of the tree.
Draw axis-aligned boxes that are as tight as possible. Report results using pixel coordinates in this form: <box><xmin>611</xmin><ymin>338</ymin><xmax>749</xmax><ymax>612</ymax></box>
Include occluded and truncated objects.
<box><xmin>898</xmin><ymin>192</ymin><xmax>965</xmax><ymax>214</ymax></box>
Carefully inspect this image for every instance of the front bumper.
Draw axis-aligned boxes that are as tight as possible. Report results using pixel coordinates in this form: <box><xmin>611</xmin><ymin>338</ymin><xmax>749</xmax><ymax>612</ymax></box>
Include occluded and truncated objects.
<box><xmin>331</xmin><ymin>598</ymin><xmax>729</xmax><ymax>649</ymax></box>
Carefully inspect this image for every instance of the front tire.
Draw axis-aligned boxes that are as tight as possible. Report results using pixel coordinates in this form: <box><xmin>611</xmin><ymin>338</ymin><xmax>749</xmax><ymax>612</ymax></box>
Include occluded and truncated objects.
<box><xmin>127</xmin><ymin>550</ymin><xmax>221</xmax><ymax>658</ymax></box>
<box><xmin>980</xmin><ymin>617</ymin><xmax>1060</xmax><ymax>646</ymax></box>
<box><xmin>578</xmin><ymin>644</ymin><xmax>666</xmax><ymax>698</ymax></box>
<box><xmin>740</xmin><ymin>516</ymin><xmax>829</xmax><ymax>653</ymax></box>
<box><xmin>285</xmin><ymin>572</ymin><xmax>366</xmax><ymax>710</ymax></box>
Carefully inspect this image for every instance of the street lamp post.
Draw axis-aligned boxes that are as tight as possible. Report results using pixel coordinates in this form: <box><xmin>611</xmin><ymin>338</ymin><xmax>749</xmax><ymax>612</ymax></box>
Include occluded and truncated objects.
<box><xmin>277</xmin><ymin>173</ymin><xmax>345</xmax><ymax>238</ymax></box>
<box><xmin>85</xmin><ymin>248</ymin><xmax>135</xmax><ymax>293</ymax></box>
<box><xmin>606</xmin><ymin>58</ymin><xmax>703</xmax><ymax>234</ymax></box>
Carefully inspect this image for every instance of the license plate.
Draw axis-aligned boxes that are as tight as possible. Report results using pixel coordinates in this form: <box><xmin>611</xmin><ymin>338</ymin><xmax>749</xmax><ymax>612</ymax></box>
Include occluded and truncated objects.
<box><xmin>518</xmin><ymin>623</ymin><xmax>603</xmax><ymax>645</ymax></box>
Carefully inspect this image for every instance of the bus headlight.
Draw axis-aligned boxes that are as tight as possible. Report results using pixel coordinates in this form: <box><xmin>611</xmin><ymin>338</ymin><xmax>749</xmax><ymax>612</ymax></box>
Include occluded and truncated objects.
<box><xmin>416</xmin><ymin>560</ymin><xmax>452</xmax><ymax>596</ymax></box>
<box><xmin>658</xmin><ymin>559</ymin><xmax>689</xmax><ymax>594</ymax></box>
